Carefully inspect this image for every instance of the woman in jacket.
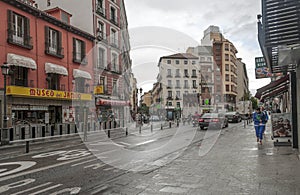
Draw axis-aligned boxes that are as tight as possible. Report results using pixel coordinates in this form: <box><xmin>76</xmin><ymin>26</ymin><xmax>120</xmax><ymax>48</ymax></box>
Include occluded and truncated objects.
<box><xmin>253</xmin><ymin>107</ymin><xmax>267</xmax><ymax>144</ymax></box>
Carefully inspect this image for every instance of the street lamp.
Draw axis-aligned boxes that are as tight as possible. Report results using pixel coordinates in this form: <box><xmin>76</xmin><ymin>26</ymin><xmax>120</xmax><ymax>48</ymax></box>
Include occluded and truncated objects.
<box><xmin>1</xmin><ymin>62</ymin><xmax>10</xmax><ymax>145</ymax></box>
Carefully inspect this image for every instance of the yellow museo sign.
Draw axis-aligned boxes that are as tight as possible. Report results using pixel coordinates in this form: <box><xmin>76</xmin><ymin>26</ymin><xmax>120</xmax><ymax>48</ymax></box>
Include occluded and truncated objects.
<box><xmin>6</xmin><ymin>86</ymin><xmax>92</xmax><ymax>101</ymax></box>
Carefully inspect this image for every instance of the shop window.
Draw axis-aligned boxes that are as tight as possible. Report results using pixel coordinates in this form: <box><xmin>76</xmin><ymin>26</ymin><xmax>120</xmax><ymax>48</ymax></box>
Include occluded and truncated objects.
<box><xmin>45</xmin><ymin>26</ymin><xmax>64</xmax><ymax>58</ymax></box>
<box><xmin>47</xmin><ymin>73</ymin><xmax>60</xmax><ymax>90</ymax></box>
<box><xmin>73</xmin><ymin>38</ymin><xmax>87</xmax><ymax>64</ymax></box>
<box><xmin>7</xmin><ymin>10</ymin><xmax>32</xmax><ymax>49</ymax></box>
<box><xmin>10</xmin><ymin>66</ymin><xmax>28</xmax><ymax>87</ymax></box>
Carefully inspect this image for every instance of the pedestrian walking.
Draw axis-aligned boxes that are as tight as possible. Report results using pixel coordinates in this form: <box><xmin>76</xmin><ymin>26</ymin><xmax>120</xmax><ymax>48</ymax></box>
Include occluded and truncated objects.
<box><xmin>261</xmin><ymin>106</ymin><xmax>269</xmax><ymax>135</ymax></box>
<box><xmin>253</xmin><ymin>107</ymin><xmax>267</xmax><ymax>144</ymax></box>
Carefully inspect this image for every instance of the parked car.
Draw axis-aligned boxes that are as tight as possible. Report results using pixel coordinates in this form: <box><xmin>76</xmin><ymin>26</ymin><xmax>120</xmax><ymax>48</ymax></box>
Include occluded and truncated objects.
<box><xmin>198</xmin><ymin>113</ymin><xmax>228</xmax><ymax>130</ymax></box>
<box><xmin>225</xmin><ymin>112</ymin><xmax>242</xmax><ymax>123</ymax></box>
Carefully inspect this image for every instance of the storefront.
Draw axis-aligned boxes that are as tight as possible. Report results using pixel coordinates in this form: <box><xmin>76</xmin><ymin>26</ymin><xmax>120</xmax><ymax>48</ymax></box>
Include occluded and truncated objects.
<box><xmin>95</xmin><ymin>98</ymin><xmax>131</xmax><ymax>128</ymax></box>
<box><xmin>6</xmin><ymin>86</ymin><xmax>92</xmax><ymax>129</ymax></box>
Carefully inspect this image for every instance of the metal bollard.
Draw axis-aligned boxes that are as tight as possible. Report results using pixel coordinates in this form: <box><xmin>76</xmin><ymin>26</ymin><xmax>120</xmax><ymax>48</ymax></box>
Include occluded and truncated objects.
<box><xmin>151</xmin><ymin>124</ymin><xmax>153</xmax><ymax>132</ymax></box>
<box><xmin>26</xmin><ymin>141</ymin><xmax>29</xmax><ymax>153</ymax></box>
<box><xmin>169</xmin><ymin>121</ymin><xmax>171</xmax><ymax>128</ymax></box>
<box><xmin>126</xmin><ymin>127</ymin><xmax>128</xmax><ymax>136</ymax></box>
<box><xmin>161</xmin><ymin>123</ymin><xmax>163</xmax><ymax>130</ymax></box>
<box><xmin>108</xmin><ymin>130</ymin><xmax>110</xmax><ymax>138</ymax></box>
<box><xmin>139</xmin><ymin>126</ymin><xmax>141</xmax><ymax>134</ymax></box>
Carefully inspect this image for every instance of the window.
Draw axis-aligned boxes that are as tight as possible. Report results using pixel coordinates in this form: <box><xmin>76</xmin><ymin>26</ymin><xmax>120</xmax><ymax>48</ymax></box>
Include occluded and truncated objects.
<box><xmin>176</xmin><ymin>91</ymin><xmax>180</xmax><ymax>98</ymax></box>
<box><xmin>96</xmin><ymin>0</ymin><xmax>105</xmax><ymax>17</ymax></box>
<box><xmin>47</xmin><ymin>73</ymin><xmax>60</xmax><ymax>90</ymax></box>
<box><xmin>225</xmin><ymin>44</ymin><xmax>229</xmax><ymax>51</ymax></box>
<box><xmin>112</xmin><ymin>53</ymin><xmax>118</xmax><ymax>72</ymax></box>
<box><xmin>226</xmin><ymin>85</ymin><xmax>230</xmax><ymax>92</ymax></box>
<box><xmin>97</xmin><ymin>47</ymin><xmax>105</xmax><ymax>69</ymax></box>
<box><xmin>61</xmin><ymin>12</ymin><xmax>69</xmax><ymax>23</ymax></box>
<box><xmin>110</xmin><ymin>29</ymin><xmax>118</xmax><ymax>47</ymax></box>
<box><xmin>175</xmin><ymin>60</ymin><xmax>179</xmax><ymax>65</ymax></box>
<box><xmin>176</xmin><ymin>102</ymin><xmax>181</xmax><ymax>108</ymax></box>
<box><xmin>192</xmin><ymin>69</ymin><xmax>197</xmax><ymax>77</ymax></box>
<box><xmin>184</xmin><ymin>80</ymin><xmax>189</xmax><ymax>88</ymax></box>
<box><xmin>200</xmin><ymin>57</ymin><xmax>205</xmax><ymax>62</ymax></box>
<box><xmin>175</xmin><ymin>69</ymin><xmax>180</xmax><ymax>77</ymax></box>
<box><xmin>184</xmin><ymin>69</ymin><xmax>189</xmax><ymax>77</ymax></box>
<box><xmin>112</xmin><ymin>79</ymin><xmax>118</xmax><ymax>95</ymax></box>
<box><xmin>7</xmin><ymin>10</ymin><xmax>32</xmax><ymax>49</ymax></box>
<box><xmin>225</xmin><ymin>74</ymin><xmax>229</xmax><ymax>81</ymax></box>
<box><xmin>184</xmin><ymin>60</ymin><xmax>188</xmax><ymax>65</ymax></box>
<box><xmin>45</xmin><ymin>26</ymin><xmax>63</xmax><ymax>58</ymax></box>
<box><xmin>73</xmin><ymin>38</ymin><xmax>86</xmax><ymax>64</ymax></box>
<box><xmin>167</xmin><ymin>69</ymin><xmax>172</xmax><ymax>77</ymax></box>
<box><xmin>110</xmin><ymin>6</ymin><xmax>117</xmax><ymax>25</ymax></box>
<box><xmin>168</xmin><ymin>91</ymin><xmax>172</xmax><ymax>98</ymax></box>
<box><xmin>192</xmin><ymin>60</ymin><xmax>196</xmax><ymax>65</ymax></box>
<box><xmin>207</xmin><ymin>57</ymin><xmax>212</xmax><ymax>62</ymax></box>
<box><xmin>97</xmin><ymin>21</ymin><xmax>105</xmax><ymax>40</ymax></box>
<box><xmin>167</xmin><ymin>60</ymin><xmax>171</xmax><ymax>64</ymax></box>
<box><xmin>176</xmin><ymin>80</ymin><xmax>180</xmax><ymax>88</ymax></box>
<box><xmin>225</xmin><ymin>64</ymin><xmax>229</xmax><ymax>71</ymax></box>
<box><xmin>10</xmin><ymin>66</ymin><xmax>28</xmax><ymax>87</ymax></box>
<box><xmin>225</xmin><ymin>54</ymin><xmax>229</xmax><ymax>61</ymax></box>
<box><xmin>168</xmin><ymin>102</ymin><xmax>173</xmax><ymax>106</ymax></box>
<box><xmin>167</xmin><ymin>80</ymin><xmax>172</xmax><ymax>88</ymax></box>
<box><xmin>192</xmin><ymin>80</ymin><xmax>197</xmax><ymax>88</ymax></box>
<box><xmin>75</xmin><ymin>78</ymin><xmax>85</xmax><ymax>93</ymax></box>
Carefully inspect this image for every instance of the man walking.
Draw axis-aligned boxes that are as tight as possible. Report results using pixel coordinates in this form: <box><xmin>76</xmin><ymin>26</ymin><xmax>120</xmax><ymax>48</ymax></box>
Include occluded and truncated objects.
<box><xmin>261</xmin><ymin>106</ymin><xmax>269</xmax><ymax>136</ymax></box>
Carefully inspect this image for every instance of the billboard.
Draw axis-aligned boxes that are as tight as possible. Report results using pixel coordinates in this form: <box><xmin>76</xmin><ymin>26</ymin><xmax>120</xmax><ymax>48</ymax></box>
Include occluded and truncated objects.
<box><xmin>255</xmin><ymin>57</ymin><xmax>282</xmax><ymax>79</ymax></box>
<box><xmin>271</xmin><ymin>113</ymin><xmax>292</xmax><ymax>138</ymax></box>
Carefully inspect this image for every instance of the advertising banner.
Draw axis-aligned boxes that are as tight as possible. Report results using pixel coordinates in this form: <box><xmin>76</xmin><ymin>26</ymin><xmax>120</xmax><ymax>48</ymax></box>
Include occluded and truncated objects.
<box><xmin>271</xmin><ymin>113</ymin><xmax>292</xmax><ymax>138</ymax></box>
<box><xmin>255</xmin><ymin>57</ymin><xmax>282</xmax><ymax>79</ymax></box>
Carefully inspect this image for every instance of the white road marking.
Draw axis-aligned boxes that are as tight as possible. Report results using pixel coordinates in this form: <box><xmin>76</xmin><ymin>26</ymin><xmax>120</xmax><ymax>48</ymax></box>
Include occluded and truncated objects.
<box><xmin>117</xmin><ymin>142</ymin><xmax>131</xmax><ymax>146</ymax></box>
<box><xmin>0</xmin><ymin>156</ymin><xmax>93</xmax><ymax>182</ymax></box>
<box><xmin>28</xmin><ymin>184</ymin><xmax>62</xmax><ymax>195</ymax></box>
<box><xmin>0</xmin><ymin>179</ymin><xmax>35</xmax><ymax>193</ymax></box>
<box><xmin>0</xmin><ymin>161</ymin><xmax>36</xmax><ymax>177</ymax></box>
<box><xmin>71</xmin><ymin>159</ymin><xmax>98</xmax><ymax>167</ymax></box>
<box><xmin>11</xmin><ymin>182</ymin><xmax>52</xmax><ymax>195</ymax></box>
<box><xmin>134</xmin><ymin>139</ymin><xmax>156</xmax><ymax>146</ymax></box>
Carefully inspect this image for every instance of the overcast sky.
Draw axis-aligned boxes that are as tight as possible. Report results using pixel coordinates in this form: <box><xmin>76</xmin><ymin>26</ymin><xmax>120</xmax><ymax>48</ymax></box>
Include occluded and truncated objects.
<box><xmin>124</xmin><ymin>0</ymin><xmax>270</xmax><ymax>95</ymax></box>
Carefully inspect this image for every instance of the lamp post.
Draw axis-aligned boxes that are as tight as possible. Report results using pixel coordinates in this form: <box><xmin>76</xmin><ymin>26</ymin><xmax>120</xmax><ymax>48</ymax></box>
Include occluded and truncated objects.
<box><xmin>1</xmin><ymin>62</ymin><xmax>10</xmax><ymax>145</ymax></box>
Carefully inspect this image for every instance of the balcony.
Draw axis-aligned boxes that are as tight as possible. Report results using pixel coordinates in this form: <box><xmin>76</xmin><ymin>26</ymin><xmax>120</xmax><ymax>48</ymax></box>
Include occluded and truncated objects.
<box><xmin>167</xmin><ymin>85</ymin><xmax>173</xmax><ymax>89</ymax></box>
<box><xmin>96</xmin><ymin>30</ymin><xmax>107</xmax><ymax>42</ymax></box>
<box><xmin>175</xmin><ymin>74</ymin><xmax>181</xmax><ymax>78</ymax></box>
<box><xmin>110</xmin><ymin>16</ymin><xmax>118</xmax><ymax>26</ymax></box>
<box><xmin>167</xmin><ymin>96</ymin><xmax>173</xmax><ymax>100</ymax></box>
<box><xmin>191</xmin><ymin>75</ymin><xmax>197</xmax><ymax>78</ymax></box>
<box><xmin>45</xmin><ymin>43</ymin><xmax>64</xmax><ymax>59</ymax></box>
<box><xmin>110</xmin><ymin>38</ymin><xmax>119</xmax><ymax>49</ymax></box>
<box><xmin>7</xmin><ymin>29</ymin><xmax>33</xmax><ymax>50</ymax></box>
<box><xmin>166</xmin><ymin>74</ymin><xmax>173</xmax><ymax>78</ymax></box>
<box><xmin>96</xmin><ymin>6</ymin><xmax>106</xmax><ymax>18</ymax></box>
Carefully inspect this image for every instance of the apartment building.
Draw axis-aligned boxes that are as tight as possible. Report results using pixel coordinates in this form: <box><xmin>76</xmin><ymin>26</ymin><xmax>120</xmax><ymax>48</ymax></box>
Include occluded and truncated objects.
<box><xmin>186</xmin><ymin>46</ymin><xmax>224</xmax><ymax>113</ymax></box>
<box><xmin>35</xmin><ymin>0</ymin><xmax>134</xmax><ymax>125</ymax></box>
<box><xmin>201</xmin><ymin>25</ymin><xmax>239</xmax><ymax>111</ymax></box>
<box><xmin>0</xmin><ymin>0</ymin><xmax>94</xmax><ymax>139</ymax></box>
<box><xmin>157</xmin><ymin>53</ymin><xmax>200</xmax><ymax>119</ymax></box>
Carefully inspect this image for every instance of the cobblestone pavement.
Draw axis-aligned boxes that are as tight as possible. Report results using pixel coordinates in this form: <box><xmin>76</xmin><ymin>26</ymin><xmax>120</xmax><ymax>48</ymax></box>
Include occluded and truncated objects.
<box><xmin>102</xmin><ymin>122</ymin><xmax>300</xmax><ymax>195</ymax></box>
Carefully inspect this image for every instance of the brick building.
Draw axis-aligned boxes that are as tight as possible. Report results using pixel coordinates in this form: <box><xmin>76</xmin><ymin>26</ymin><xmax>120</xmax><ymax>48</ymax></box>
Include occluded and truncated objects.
<box><xmin>0</xmin><ymin>0</ymin><xmax>94</xmax><ymax>141</ymax></box>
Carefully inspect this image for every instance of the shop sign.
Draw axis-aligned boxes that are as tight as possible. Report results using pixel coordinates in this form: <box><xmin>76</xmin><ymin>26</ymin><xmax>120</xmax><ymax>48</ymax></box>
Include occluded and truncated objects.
<box><xmin>94</xmin><ymin>85</ymin><xmax>104</xmax><ymax>94</ymax></box>
<box><xmin>30</xmin><ymin>105</ymin><xmax>48</xmax><ymax>111</ymax></box>
<box><xmin>6</xmin><ymin>86</ymin><xmax>92</xmax><ymax>101</ymax></box>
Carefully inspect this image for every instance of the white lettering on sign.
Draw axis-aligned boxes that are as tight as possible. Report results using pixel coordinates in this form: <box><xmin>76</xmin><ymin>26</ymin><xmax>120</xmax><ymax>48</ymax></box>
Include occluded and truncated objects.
<box><xmin>0</xmin><ymin>179</ymin><xmax>35</xmax><ymax>193</ymax></box>
<box><xmin>0</xmin><ymin>161</ymin><xmax>36</xmax><ymax>177</ymax></box>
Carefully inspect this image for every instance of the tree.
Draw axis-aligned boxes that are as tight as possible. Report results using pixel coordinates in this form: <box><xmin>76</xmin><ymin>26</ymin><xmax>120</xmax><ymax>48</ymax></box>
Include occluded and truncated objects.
<box><xmin>250</xmin><ymin>96</ymin><xmax>258</xmax><ymax>110</ymax></box>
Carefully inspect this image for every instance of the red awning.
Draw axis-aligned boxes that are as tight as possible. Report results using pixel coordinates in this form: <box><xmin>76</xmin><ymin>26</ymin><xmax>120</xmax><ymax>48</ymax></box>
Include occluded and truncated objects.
<box><xmin>96</xmin><ymin>98</ymin><xmax>130</xmax><ymax>106</ymax></box>
<box><xmin>255</xmin><ymin>75</ymin><xmax>289</xmax><ymax>99</ymax></box>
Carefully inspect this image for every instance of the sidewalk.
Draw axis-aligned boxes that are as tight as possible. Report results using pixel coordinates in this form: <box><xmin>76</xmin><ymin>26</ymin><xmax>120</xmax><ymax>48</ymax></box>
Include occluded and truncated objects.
<box><xmin>101</xmin><ymin>121</ymin><xmax>300</xmax><ymax>194</ymax></box>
